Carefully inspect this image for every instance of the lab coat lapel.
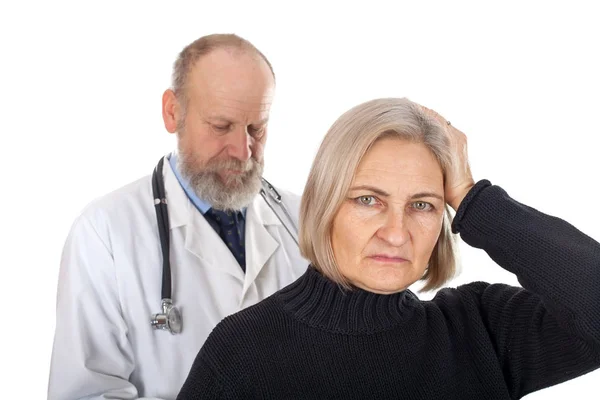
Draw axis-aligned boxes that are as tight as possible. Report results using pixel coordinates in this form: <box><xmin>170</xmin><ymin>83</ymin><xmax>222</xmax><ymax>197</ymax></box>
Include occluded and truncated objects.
<box><xmin>184</xmin><ymin>214</ymin><xmax>245</xmax><ymax>283</ymax></box>
<box><xmin>163</xmin><ymin>157</ymin><xmax>245</xmax><ymax>283</ymax></box>
<box><xmin>242</xmin><ymin>194</ymin><xmax>280</xmax><ymax>296</ymax></box>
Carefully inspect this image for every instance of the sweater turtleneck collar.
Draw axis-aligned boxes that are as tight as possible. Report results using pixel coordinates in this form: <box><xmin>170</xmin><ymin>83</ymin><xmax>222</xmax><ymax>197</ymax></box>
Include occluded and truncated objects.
<box><xmin>277</xmin><ymin>266</ymin><xmax>419</xmax><ymax>334</ymax></box>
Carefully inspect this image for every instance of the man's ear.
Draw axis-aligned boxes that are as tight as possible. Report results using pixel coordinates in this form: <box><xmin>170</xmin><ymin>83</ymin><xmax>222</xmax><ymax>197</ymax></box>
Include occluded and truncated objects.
<box><xmin>162</xmin><ymin>89</ymin><xmax>180</xmax><ymax>134</ymax></box>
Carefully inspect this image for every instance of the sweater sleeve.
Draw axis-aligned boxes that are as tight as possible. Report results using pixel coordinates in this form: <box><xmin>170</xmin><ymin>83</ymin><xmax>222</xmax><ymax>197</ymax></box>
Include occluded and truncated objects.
<box><xmin>176</xmin><ymin>354</ymin><xmax>226</xmax><ymax>400</ymax></box>
<box><xmin>452</xmin><ymin>180</ymin><xmax>600</xmax><ymax>398</ymax></box>
<box><xmin>177</xmin><ymin>319</ymin><xmax>250</xmax><ymax>400</ymax></box>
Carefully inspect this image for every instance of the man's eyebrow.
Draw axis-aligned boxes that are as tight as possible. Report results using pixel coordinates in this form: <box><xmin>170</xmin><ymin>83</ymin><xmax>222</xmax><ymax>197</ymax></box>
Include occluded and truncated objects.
<box><xmin>206</xmin><ymin>117</ymin><xmax>269</xmax><ymax>125</ymax></box>
<box><xmin>250</xmin><ymin>118</ymin><xmax>269</xmax><ymax>126</ymax></box>
<box><xmin>207</xmin><ymin>116</ymin><xmax>233</xmax><ymax>123</ymax></box>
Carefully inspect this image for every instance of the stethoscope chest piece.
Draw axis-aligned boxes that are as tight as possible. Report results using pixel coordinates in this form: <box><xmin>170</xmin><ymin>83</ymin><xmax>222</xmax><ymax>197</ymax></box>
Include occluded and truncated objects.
<box><xmin>151</xmin><ymin>298</ymin><xmax>182</xmax><ymax>334</ymax></box>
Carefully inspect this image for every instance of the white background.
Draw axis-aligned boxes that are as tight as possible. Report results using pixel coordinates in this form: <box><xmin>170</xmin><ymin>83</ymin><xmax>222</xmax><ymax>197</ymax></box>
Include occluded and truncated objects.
<box><xmin>2</xmin><ymin>0</ymin><xmax>599</xmax><ymax>398</ymax></box>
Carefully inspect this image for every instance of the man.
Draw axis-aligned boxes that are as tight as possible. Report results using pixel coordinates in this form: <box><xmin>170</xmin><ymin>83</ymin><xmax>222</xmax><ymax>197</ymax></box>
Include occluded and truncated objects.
<box><xmin>48</xmin><ymin>34</ymin><xmax>308</xmax><ymax>399</ymax></box>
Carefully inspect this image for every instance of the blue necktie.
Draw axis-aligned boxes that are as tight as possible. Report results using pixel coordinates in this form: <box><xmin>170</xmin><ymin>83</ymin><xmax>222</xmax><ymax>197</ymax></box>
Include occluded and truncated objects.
<box><xmin>205</xmin><ymin>208</ymin><xmax>246</xmax><ymax>272</ymax></box>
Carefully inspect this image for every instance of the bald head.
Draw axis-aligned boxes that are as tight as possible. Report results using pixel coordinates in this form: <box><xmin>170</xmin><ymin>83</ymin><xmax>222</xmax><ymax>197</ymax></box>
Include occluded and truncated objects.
<box><xmin>191</xmin><ymin>47</ymin><xmax>274</xmax><ymax>105</ymax></box>
<box><xmin>172</xmin><ymin>34</ymin><xmax>275</xmax><ymax>106</ymax></box>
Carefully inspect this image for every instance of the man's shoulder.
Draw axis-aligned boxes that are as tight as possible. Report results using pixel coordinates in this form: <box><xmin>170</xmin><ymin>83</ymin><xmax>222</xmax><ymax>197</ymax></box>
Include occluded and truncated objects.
<box><xmin>272</xmin><ymin>185</ymin><xmax>301</xmax><ymax>200</ymax></box>
<box><xmin>265</xmin><ymin>183</ymin><xmax>301</xmax><ymax>213</ymax></box>
<box><xmin>75</xmin><ymin>174</ymin><xmax>153</xmax><ymax>230</ymax></box>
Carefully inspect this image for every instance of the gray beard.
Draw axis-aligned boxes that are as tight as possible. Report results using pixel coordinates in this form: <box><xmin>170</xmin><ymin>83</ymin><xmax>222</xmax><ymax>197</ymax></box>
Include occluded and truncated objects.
<box><xmin>176</xmin><ymin>149</ymin><xmax>264</xmax><ymax>211</ymax></box>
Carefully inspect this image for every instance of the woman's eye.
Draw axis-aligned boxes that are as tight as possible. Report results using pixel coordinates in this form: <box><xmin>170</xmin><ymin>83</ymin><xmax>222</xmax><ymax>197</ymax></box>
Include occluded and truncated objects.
<box><xmin>412</xmin><ymin>201</ymin><xmax>432</xmax><ymax>211</ymax></box>
<box><xmin>357</xmin><ymin>196</ymin><xmax>376</xmax><ymax>206</ymax></box>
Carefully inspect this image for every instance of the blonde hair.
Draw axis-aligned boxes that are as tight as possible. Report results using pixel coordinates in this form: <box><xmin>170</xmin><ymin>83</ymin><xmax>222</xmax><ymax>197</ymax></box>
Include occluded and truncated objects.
<box><xmin>171</xmin><ymin>33</ymin><xmax>274</xmax><ymax>108</ymax></box>
<box><xmin>299</xmin><ymin>98</ymin><xmax>457</xmax><ymax>292</ymax></box>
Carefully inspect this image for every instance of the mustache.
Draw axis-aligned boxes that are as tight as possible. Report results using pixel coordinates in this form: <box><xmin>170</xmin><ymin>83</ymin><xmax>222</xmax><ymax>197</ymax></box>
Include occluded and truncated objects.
<box><xmin>202</xmin><ymin>157</ymin><xmax>257</xmax><ymax>173</ymax></box>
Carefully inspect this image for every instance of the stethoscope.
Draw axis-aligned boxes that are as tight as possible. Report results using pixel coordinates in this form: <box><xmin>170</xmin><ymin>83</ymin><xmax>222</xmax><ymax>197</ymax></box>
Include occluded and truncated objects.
<box><xmin>150</xmin><ymin>156</ymin><xmax>299</xmax><ymax>334</ymax></box>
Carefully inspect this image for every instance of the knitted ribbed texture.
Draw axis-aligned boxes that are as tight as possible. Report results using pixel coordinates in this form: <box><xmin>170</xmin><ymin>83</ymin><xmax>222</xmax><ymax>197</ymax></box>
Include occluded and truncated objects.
<box><xmin>177</xmin><ymin>181</ymin><xmax>600</xmax><ymax>399</ymax></box>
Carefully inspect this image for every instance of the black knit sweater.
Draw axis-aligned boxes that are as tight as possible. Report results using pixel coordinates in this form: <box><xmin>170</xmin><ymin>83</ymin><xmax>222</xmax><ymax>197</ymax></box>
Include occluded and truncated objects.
<box><xmin>177</xmin><ymin>181</ymin><xmax>600</xmax><ymax>399</ymax></box>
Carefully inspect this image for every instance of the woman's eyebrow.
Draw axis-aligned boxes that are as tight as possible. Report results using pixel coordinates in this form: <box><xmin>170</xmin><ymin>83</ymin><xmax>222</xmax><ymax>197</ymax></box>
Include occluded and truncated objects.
<box><xmin>348</xmin><ymin>185</ymin><xmax>389</xmax><ymax>197</ymax></box>
<box><xmin>410</xmin><ymin>192</ymin><xmax>444</xmax><ymax>201</ymax></box>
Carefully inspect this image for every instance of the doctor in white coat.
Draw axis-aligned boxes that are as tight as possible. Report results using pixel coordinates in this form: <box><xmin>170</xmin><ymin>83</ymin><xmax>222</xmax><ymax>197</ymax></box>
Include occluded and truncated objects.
<box><xmin>48</xmin><ymin>34</ymin><xmax>308</xmax><ymax>399</ymax></box>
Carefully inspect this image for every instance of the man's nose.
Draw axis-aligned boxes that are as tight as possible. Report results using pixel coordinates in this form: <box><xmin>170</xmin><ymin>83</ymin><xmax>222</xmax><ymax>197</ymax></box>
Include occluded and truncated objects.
<box><xmin>226</xmin><ymin>128</ymin><xmax>252</xmax><ymax>162</ymax></box>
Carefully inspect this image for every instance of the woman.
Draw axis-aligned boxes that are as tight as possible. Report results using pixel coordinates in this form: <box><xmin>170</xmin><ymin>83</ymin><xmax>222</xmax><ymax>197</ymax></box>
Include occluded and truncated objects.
<box><xmin>177</xmin><ymin>98</ymin><xmax>600</xmax><ymax>399</ymax></box>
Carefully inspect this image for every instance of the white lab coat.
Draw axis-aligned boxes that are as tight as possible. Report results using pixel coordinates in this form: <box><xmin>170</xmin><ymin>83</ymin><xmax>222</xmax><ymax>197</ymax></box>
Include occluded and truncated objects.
<box><xmin>48</xmin><ymin>159</ymin><xmax>309</xmax><ymax>399</ymax></box>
